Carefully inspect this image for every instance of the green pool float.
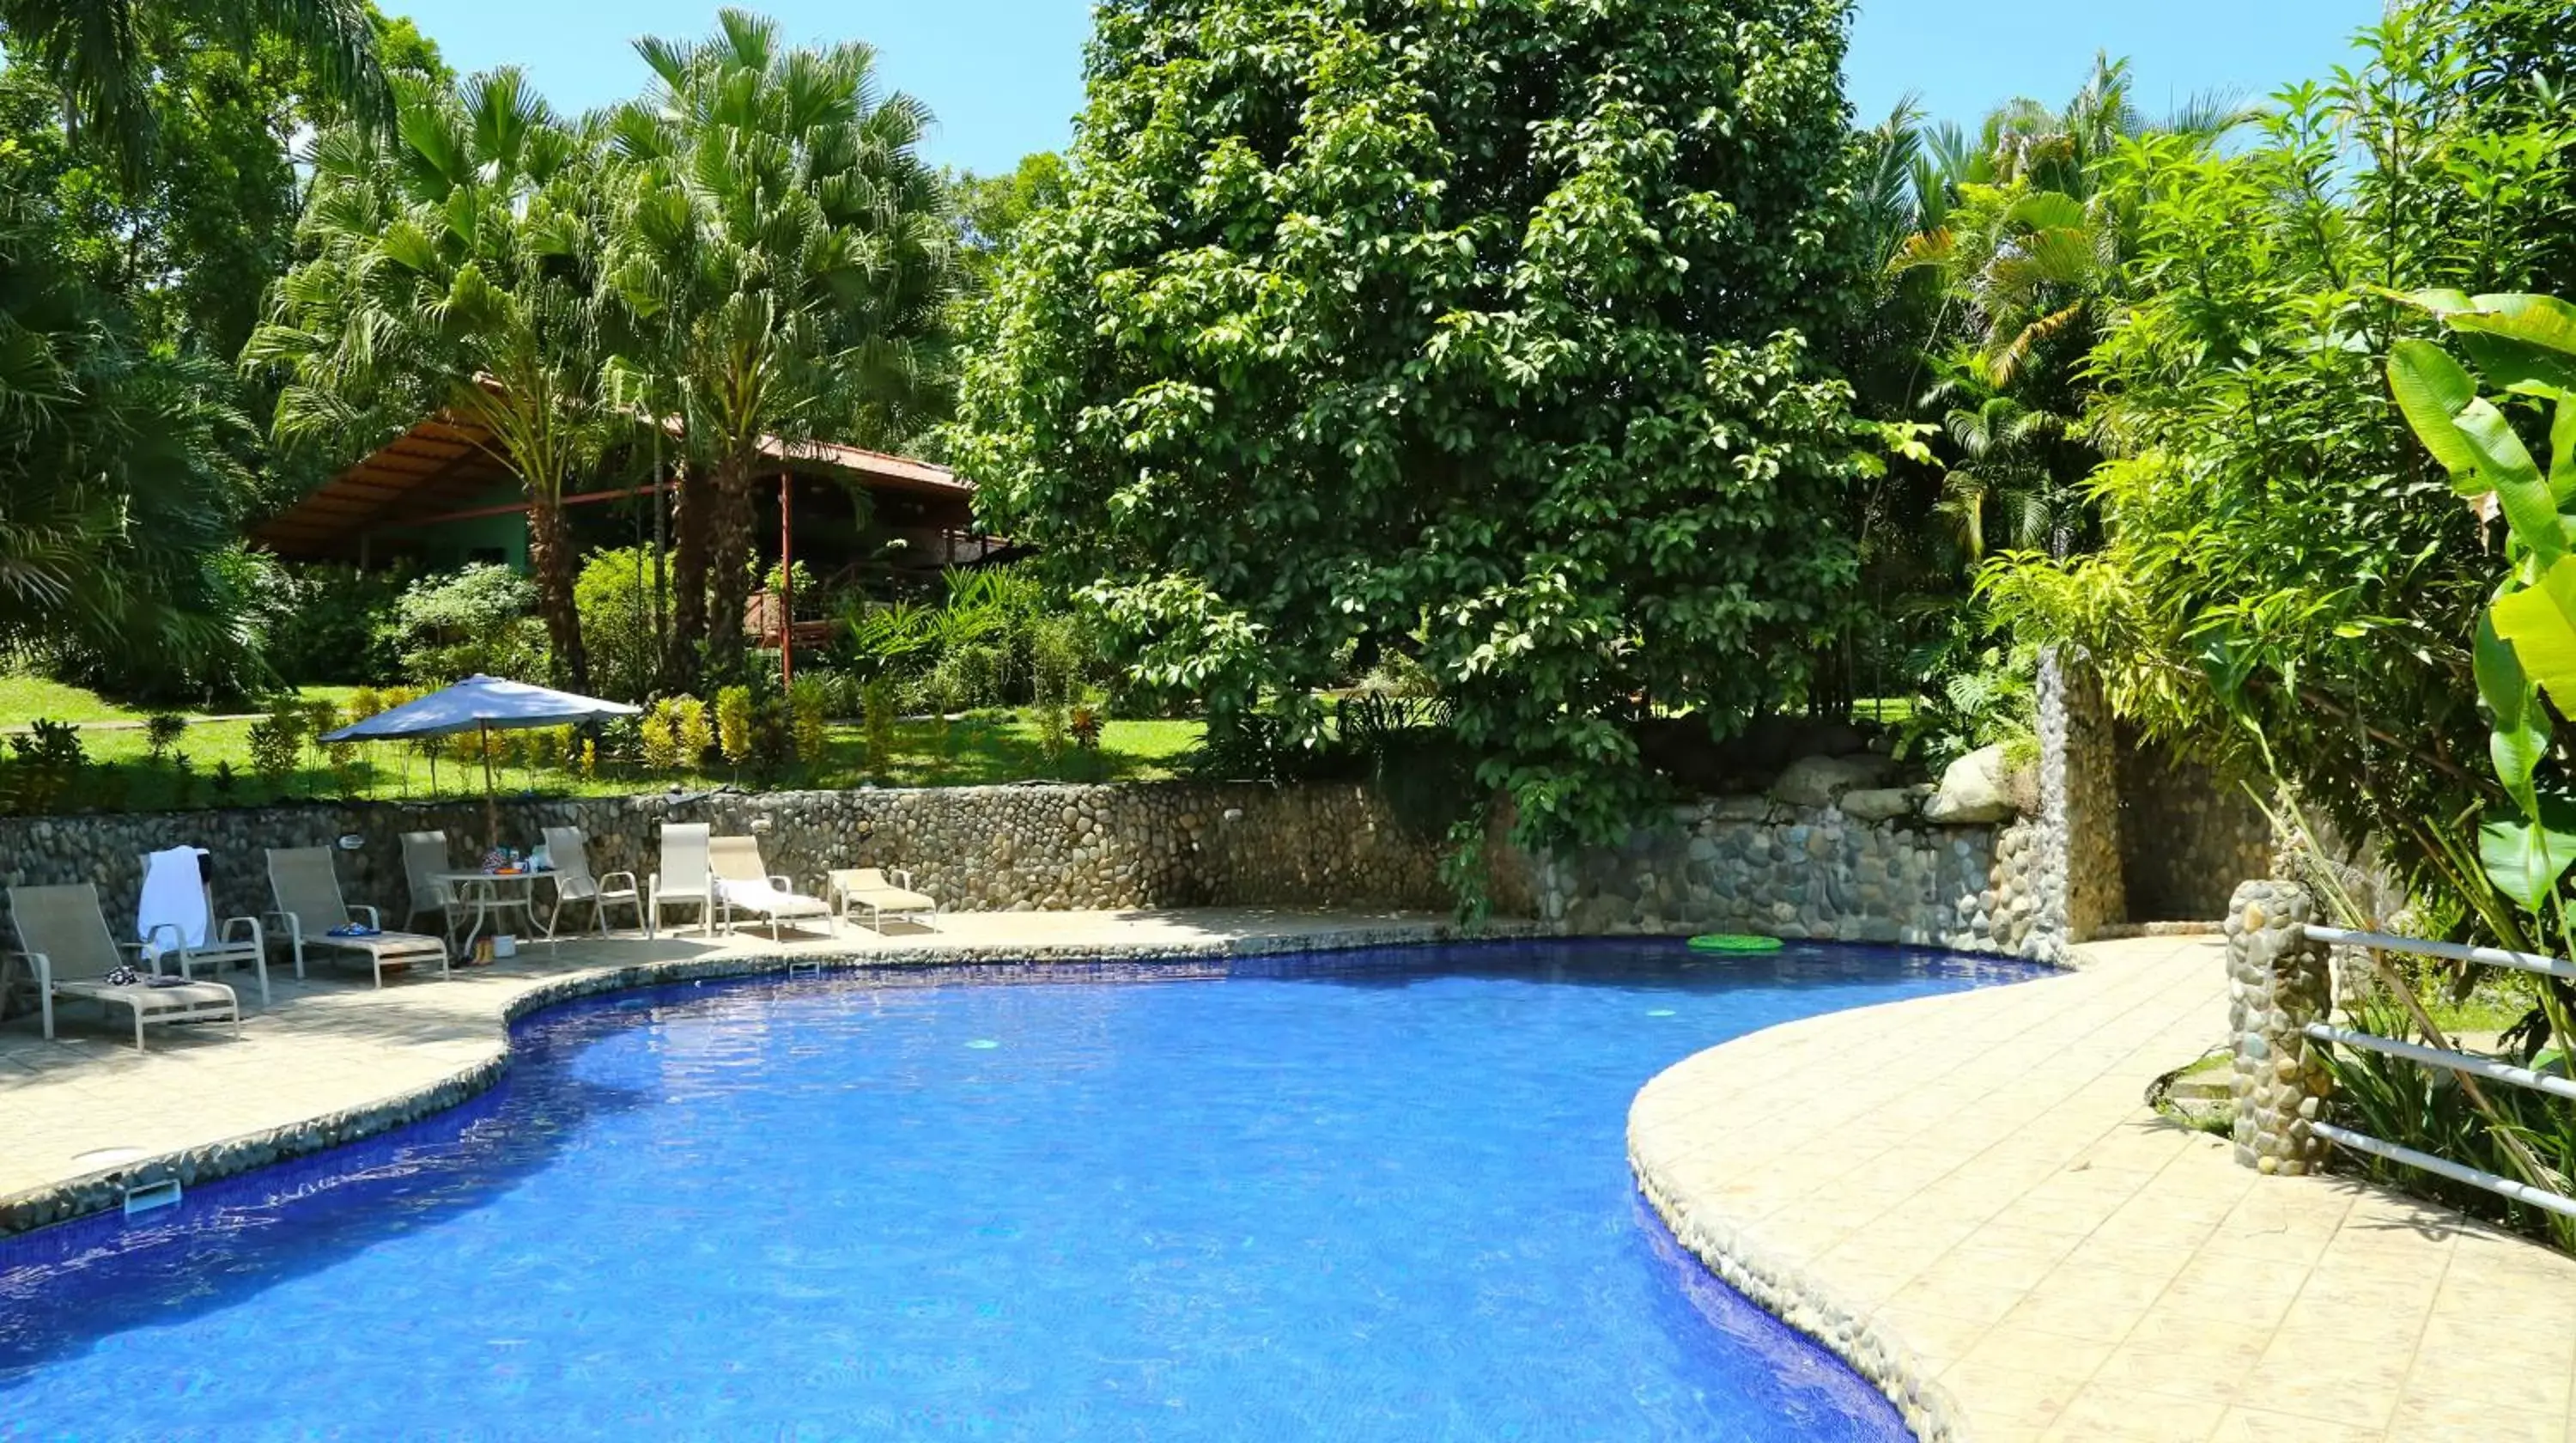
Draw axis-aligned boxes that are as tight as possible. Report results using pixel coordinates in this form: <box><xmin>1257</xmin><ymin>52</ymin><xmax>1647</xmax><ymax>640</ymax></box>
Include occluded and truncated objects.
<box><xmin>1686</xmin><ymin>934</ymin><xmax>1783</xmax><ymax>953</ymax></box>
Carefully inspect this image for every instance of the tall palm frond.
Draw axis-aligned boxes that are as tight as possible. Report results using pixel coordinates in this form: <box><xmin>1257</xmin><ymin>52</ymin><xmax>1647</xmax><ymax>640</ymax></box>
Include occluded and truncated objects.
<box><xmin>594</xmin><ymin>7</ymin><xmax>955</xmax><ymax>684</ymax></box>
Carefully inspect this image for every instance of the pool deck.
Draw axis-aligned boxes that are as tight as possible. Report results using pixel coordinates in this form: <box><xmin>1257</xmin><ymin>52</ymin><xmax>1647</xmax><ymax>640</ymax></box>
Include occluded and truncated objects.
<box><xmin>1631</xmin><ymin>934</ymin><xmax>2576</xmax><ymax>1443</ymax></box>
<box><xmin>0</xmin><ymin>907</ymin><xmax>1493</xmax><ymax>1233</ymax></box>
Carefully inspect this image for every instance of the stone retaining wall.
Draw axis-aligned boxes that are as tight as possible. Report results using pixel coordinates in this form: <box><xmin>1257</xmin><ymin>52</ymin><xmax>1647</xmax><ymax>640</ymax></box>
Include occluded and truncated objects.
<box><xmin>0</xmin><ymin>782</ymin><xmax>1501</xmax><ymax>934</ymax></box>
<box><xmin>1531</xmin><ymin>801</ymin><xmax>2039</xmax><ymax>957</ymax></box>
<box><xmin>2117</xmin><ymin>738</ymin><xmax>2274</xmax><ymax>922</ymax></box>
<box><xmin>1</xmin><ymin>660</ymin><xmax>2269</xmax><ymax>959</ymax></box>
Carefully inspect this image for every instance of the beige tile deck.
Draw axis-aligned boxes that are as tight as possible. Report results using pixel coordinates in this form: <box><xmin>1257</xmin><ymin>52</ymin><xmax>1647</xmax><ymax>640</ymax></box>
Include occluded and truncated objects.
<box><xmin>1629</xmin><ymin>935</ymin><xmax>2576</xmax><ymax>1443</ymax></box>
<box><xmin>0</xmin><ymin>907</ymin><xmax>1476</xmax><ymax>1220</ymax></box>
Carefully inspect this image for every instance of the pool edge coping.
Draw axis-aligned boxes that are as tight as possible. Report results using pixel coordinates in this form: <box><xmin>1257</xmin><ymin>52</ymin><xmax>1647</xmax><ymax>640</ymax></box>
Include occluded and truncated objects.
<box><xmin>1618</xmin><ymin>965</ymin><xmax>2077</xmax><ymax>1443</ymax></box>
<box><xmin>1629</xmin><ymin>1117</ymin><xmax>1963</xmax><ymax>1443</ymax></box>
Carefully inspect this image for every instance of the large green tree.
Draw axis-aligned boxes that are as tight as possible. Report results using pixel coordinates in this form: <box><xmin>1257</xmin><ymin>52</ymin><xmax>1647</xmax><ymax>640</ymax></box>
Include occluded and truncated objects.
<box><xmin>0</xmin><ymin>0</ymin><xmax>390</xmax><ymax>175</ymax></box>
<box><xmin>0</xmin><ymin>198</ymin><xmax>268</xmax><ymax>697</ymax></box>
<box><xmin>957</xmin><ymin>0</ymin><xmax>1895</xmax><ymax>847</ymax></box>
<box><xmin>600</xmin><ymin>9</ymin><xmax>952</xmax><ymax>688</ymax></box>
<box><xmin>0</xmin><ymin>2</ymin><xmax>428</xmax><ymax>699</ymax></box>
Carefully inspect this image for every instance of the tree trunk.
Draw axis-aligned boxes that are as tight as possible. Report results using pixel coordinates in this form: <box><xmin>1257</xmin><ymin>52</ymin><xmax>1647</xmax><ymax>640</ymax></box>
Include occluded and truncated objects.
<box><xmin>701</xmin><ymin>450</ymin><xmax>756</xmax><ymax>686</ymax></box>
<box><xmin>664</xmin><ymin>461</ymin><xmax>711</xmax><ymax>694</ymax></box>
<box><xmin>528</xmin><ymin>495</ymin><xmax>587</xmax><ymax>691</ymax></box>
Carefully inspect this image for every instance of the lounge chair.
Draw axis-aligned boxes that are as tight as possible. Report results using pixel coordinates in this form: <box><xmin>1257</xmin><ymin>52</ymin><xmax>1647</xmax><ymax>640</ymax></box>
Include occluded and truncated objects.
<box><xmin>137</xmin><ymin>845</ymin><xmax>269</xmax><ymax>1005</ymax></box>
<box><xmin>709</xmin><ymin>835</ymin><xmax>832</xmax><ymax>941</ymax></box>
<box><xmin>821</xmin><ymin>868</ymin><xmax>939</xmax><ymax>935</ymax></box>
<box><xmin>5</xmin><ymin>883</ymin><xmax>240</xmax><ymax>1050</ymax></box>
<box><xmin>265</xmin><ymin>847</ymin><xmax>451</xmax><ymax>987</ymax></box>
<box><xmin>541</xmin><ymin>826</ymin><xmax>645</xmax><ymax>937</ymax></box>
<box><xmin>649</xmin><ymin>823</ymin><xmax>714</xmax><ymax>937</ymax></box>
<box><xmin>399</xmin><ymin>831</ymin><xmax>471</xmax><ymax>942</ymax></box>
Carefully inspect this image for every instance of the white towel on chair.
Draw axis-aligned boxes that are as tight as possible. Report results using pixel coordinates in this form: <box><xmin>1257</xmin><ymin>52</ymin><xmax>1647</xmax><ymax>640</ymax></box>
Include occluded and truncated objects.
<box><xmin>138</xmin><ymin>847</ymin><xmax>211</xmax><ymax>960</ymax></box>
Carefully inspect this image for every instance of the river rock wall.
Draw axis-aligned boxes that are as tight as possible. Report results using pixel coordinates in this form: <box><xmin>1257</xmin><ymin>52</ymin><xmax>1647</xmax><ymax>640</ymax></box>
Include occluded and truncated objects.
<box><xmin>1531</xmin><ymin>801</ymin><xmax>2043</xmax><ymax>958</ymax></box>
<box><xmin>2116</xmin><ymin>738</ymin><xmax>2275</xmax><ymax>922</ymax></box>
<box><xmin>0</xmin><ymin>782</ymin><xmax>1504</xmax><ymax>934</ymax></box>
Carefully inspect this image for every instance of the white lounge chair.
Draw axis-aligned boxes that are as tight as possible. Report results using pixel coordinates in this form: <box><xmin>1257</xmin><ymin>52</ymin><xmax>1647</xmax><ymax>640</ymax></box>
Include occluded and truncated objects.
<box><xmin>399</xmin><ymin>831</ymin><xmax>472</xmax><ymax>942</ymax></box>
<box><xmin>6</xmin><ymin>883</ymin><xmax>240</xmax><ymax>1050</ymax></box>
<box><xmin>137</xmin><ymin>845</ymin><xmax>268</xmax><ymax>1005</ymax></box>
<box><xmin>265</xmin><ymin>847</ymin><xmax>450</xmax><ymax>987</ymax></box>
<box><xmin>710</xmin><ymin>835</ymin><xmax>832</xmax><ymax>941</ymax></box>
<box><xmin>541</xmin><ymin>826</ymin><xmax>645</xmax><ymax>937</ymax></box>
<box><xmin>821</xmin><ymin>867</ymin><xmax>939</xmax><ymax>935</ymax></box>
<box><xmin>650</xmin><ymin>823</ymin><xmax>714</xmax><ymax>936</ymax></box>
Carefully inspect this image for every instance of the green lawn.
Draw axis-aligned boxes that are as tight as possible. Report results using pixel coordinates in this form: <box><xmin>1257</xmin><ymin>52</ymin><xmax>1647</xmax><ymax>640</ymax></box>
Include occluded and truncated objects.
<box><xmin>15</xmin><ymin>705</ymin><xmax>1204</xmax><ymax>811</ymax></box>
<box><xmin>0</xmin><ymin>673</ymin><xmax>360</xmax><ymax>728</ymax></box>
<box><xmin>0</xmin><ymin>673</ymin><xmax>165</xmax><ymax>724</ymax></box>
<box><xmin>3</xmin><ymin>667</ymin><xmax>1204</xmax><ymax>807</ymax></box>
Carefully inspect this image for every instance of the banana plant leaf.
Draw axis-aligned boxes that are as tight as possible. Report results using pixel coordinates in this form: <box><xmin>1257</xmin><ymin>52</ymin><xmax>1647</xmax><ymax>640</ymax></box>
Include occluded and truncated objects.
<box><xmin>2481</xmin><ymin>795</ymin><xmax>2576</xmax><ymax>914</ymax></box>
<box><xmin>2492</xmin><ymin>557</ymin><xmax>2576</xmax><ymax>714</ymax></box>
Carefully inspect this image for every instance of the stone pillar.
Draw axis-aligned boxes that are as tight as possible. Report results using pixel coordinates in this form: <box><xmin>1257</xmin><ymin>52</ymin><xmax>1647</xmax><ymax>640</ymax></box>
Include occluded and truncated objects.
<box><xmin>2037</xmin><ymin>648</ymin><xmax>2126</xmax><ymax>943</ymax></box>
<box><xmin>2224</xmin><ymin>879</ymin><xmax>2335</xmax><ymax>1175</ymax></box>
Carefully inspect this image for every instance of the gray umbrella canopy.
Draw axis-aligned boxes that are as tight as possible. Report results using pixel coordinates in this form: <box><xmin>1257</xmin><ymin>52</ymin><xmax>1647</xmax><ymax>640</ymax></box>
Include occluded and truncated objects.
<box><xmin>321</xmin><ymin>675</ymin><xmax>639</xmax><ymax>741</ymax></box>
<box><xmin>323</xmin><ymin>675</ymin><xmax>640</xmax><ymax>849</ymax></box>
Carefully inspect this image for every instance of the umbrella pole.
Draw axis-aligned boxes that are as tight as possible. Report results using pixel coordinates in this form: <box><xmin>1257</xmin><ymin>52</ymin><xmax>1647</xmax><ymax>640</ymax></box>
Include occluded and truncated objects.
<box><xmin>481</xmin><ymin>720</ymin><xmax>499</xmax><ymax>853</ymax></box>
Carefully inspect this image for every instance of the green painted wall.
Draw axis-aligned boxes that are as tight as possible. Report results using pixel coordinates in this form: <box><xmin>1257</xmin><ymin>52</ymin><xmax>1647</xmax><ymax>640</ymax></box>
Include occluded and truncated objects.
<box><xmin>374</xmin><ymin>482</ymin><xmax>529</xmax><ymax>570</ymax></box>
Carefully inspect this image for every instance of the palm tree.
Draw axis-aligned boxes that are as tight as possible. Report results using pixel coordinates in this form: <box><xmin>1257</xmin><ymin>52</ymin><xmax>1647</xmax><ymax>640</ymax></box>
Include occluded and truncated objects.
<box><xmin>1929</xmin><ymin>372</ymin><xmax>2082</xmax><ymax>561</ymax></box>
<box><xmin>1870</xmin><ymin>55</ymin><xmax>2256</xmax><ymax>591</ymax></box>
<box><xmin>1889</xmin><ymin>56</ymin><xmax>2252</xmax><ymax>389</ymax></box>
<box><xmin>249</xmin><ymin>69</ymin><xmax>610</xmax><ymax>688</ymax></box>
<box><xmin>599</xmin><ymin>8</ymin><xmax>953</xmax><ymax>687</ymax></box>
<box><xmin>0</xmin><ymin>0</ymin><xmax>391</xmax><ymax>174</ymax></box>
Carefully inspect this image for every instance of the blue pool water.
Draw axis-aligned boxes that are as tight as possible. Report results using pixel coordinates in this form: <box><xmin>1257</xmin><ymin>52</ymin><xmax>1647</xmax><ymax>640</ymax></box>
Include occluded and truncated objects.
<box><xmin>1</xmin><ymin>939</ymin><xmax>2038</xmax><ymax>1441</ymax></box>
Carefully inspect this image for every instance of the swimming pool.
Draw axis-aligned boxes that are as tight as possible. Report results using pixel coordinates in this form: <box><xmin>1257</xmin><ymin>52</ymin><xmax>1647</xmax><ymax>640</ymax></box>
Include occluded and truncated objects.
<box><xmin>1</xmin><ymin>939</ymin><xmax>2038</xmax><ymax>1440</ymax></box>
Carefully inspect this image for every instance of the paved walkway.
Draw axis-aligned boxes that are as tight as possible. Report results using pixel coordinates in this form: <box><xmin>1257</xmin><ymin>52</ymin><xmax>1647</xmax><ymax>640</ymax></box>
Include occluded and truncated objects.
<box><xmin>0</xmin><ymin>908</ymin><xmax>1473</xmax><ymax>1227</ymax></box>
<box><xmin>1631</xmin><ymin>935</ymin><xmax>2576</xmax><ymax>1443</ymax></box>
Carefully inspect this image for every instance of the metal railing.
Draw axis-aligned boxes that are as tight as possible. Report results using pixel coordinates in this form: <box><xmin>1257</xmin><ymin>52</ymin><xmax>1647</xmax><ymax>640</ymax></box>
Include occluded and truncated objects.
<box><xmin>2301</xmin><ymin>924</ymin><xmax>2576</xmax><ymax>1221</ymax></box>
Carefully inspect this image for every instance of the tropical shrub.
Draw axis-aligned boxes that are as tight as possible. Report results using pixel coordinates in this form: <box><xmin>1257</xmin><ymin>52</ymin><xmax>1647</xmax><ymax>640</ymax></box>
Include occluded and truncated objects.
<box><xmin>574</xmin><ymin>546</ymin><xmax>671</xmax><ymax>703</ymax></box>
<box><xmin>714</xmin><ymin>685</ymin><xmax>755</xmax><ymax>766</ymax></box>
<box><xmin>787</xmin><ymin>678</ymin><xmax>829</xmax><ymax>764</ymax></box>
<box><xmin>1979</xmin><ymin>1</ymin><xmax>2574</xmax><ymax>902</ymax></box>
<box><xmin>1</xmin><ymin>722</ymin><xmax>86</xmax><ymax>815</ymax></box>
<box><xmin>384</xmin><ymin>564</ymin><xmax>547</xmax><ymax>685</ymax></box>
<box><xmin>860</xmin><ymin>677</ymin><xmax>901</xmax><ymax>782</ymax></box>
<box><xmin>247</xmin><ymin>703</ymin><xmax>308</xmax><ymax>795</ymax></box>
<box><xmin>265</xmin><ymin>563</ymin><xmax>409</xmax><ymax>686</ymax></box>
<box><xmin>638</xmin><ymin>703</ymin><xmax>683</xmax><ymax>772</ymax></box>
<box><xmin>838</xmin><ymin>566</ymin><xmax>1103</xmax><ymax>712</ymax></box>
<box><xmin>144</xmin><ymin>715</ymin><xmax>189</xmax><ymax>764</ymax></box>
<box><xmin>673</xmin><ymin>695</ymin><xmax>714</xmax><ymax>764</ymax></box>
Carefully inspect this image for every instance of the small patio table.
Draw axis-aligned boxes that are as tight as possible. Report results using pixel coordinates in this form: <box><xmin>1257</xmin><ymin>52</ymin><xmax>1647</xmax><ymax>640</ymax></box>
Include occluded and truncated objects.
<box><xmin>435</xmin><ymin>871</ymin><xmax>556</xmax><ymax>952</ymax></box>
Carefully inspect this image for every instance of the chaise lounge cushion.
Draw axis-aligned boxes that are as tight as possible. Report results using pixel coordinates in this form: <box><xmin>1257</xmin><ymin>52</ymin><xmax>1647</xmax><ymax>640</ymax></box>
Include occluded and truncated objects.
<box><xmin>58</xmin><ymin>977</ymin><xmax>239</xmax><ymax>1017</ymax></box>
<box><xmin>714</xmin><ymin>878</ymin><xmax>833</xmax><ymax>919</ymax></box>
<box><xmin>827</xmin><ymin>871</ymin><xmax>936</xmax><ymax>914</ymax></box>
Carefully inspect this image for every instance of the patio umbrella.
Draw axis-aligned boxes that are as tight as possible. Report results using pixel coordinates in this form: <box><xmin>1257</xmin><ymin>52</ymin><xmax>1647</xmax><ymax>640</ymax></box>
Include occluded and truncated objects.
<box><xmin>321</xmin><ymin>674</ymin><xmax>640</xmax><ymax>846</ymax></box>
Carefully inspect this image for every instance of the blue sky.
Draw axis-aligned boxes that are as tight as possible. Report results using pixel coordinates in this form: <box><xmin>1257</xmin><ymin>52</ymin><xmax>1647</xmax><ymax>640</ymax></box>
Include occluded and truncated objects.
<box><xmin>392</xmin><ymin>0</ymin><xmax>2383</xmax><ymax>176</ymax></box>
